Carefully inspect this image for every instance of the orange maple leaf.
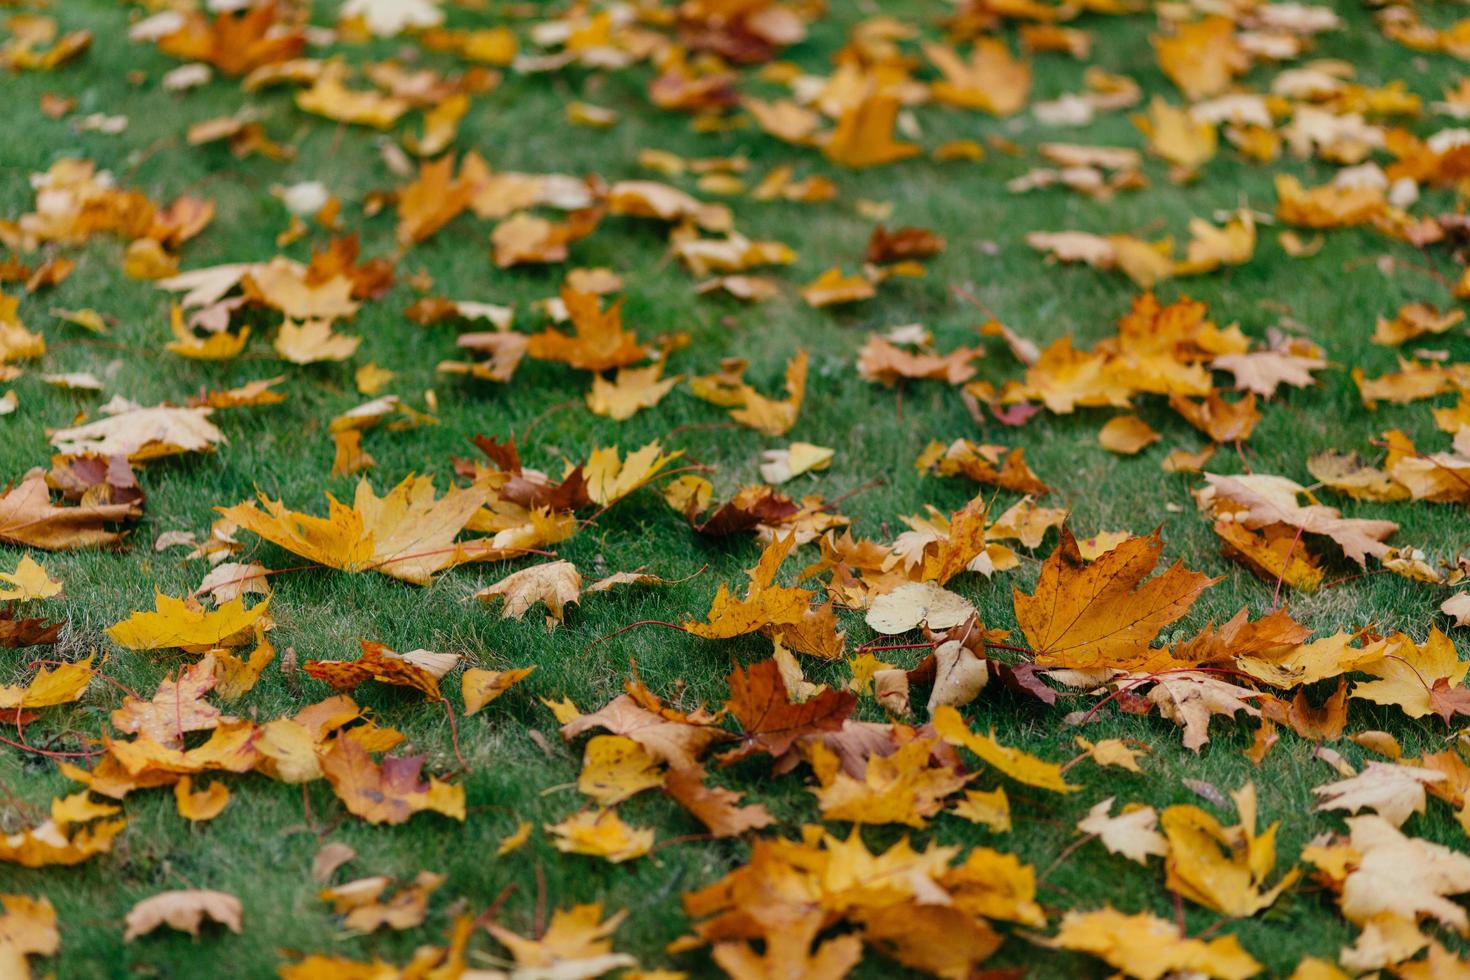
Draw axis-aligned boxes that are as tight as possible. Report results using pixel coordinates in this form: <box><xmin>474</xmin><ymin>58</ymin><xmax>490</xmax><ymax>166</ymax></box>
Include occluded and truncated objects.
<box><xmin>1014</xmin><ymin>527</ymin><xmax>1218</xmax><ymax>668</ymax></box>
<box><xmin>526</xmin><ymin>286</ymin><xmax>646</xmax><ymax>372</ymax></box>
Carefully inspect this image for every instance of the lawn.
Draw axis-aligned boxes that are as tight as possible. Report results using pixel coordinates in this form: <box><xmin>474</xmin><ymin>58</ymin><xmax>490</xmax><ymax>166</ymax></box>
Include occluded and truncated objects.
<box><xmin>2</xmin><ymin>0</ymin><xmax>1470</xmax><ymax>976</ymax></box>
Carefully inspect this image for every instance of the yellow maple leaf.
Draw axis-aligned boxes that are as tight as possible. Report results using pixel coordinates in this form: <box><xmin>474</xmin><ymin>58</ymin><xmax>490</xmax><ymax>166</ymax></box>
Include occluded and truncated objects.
<box><xmin>1162</xmin><ymin>783</ymin><xmax>1300</xmax><ymax>917</ymax></box>
<box><xmin>0</xmin><ymin>555</ymin><xmax>62</xmax><ymax>601</ymax></box>
<box><xmin>274</xmin><ymin>318</ymin><xmax>361</xmax><ymax>364</ymax></box>
<box><xmin>462</xmin><ymin>666</ymin><xmax>533</xmax><ymax>716</ymax></box>
<box><xmin>584</xmin><ymin>442</ymin><xmax>682</xmax><ymax>505</ymax></box>
<box><xmin>0</xmin><ymin>792</ymin><xmax>126</xmax><ymax>868</ymax></box>
<box><xmin>925</xmin><ymin>38</ymin><xmax>1031</xmax><ymax>115</ymax></box>
<box><xmin>1353</xmin><ymin>628</ymin><xmax>1469</xmax><ymax>718</ymax></box>
<box><xmin>931</xmin><ymin>705</ymin><xmax>1080</xmax><ymax>792</ymax></box>
<box><xmin>219</xmin><ymin>475</ymin><xmax>491</xmax><ymax>585</ymax></box>
<box><xmin>1134</xmin><ymin>97</ymin><xmax>1217</xmax><ymax>173</ymax></box>
<box><xmin>810</xmin><ymin>737</ymin><xmax>970</xmax><ymax>827</ymax></box>
<box><xmin>1052</xmin><ymin>906</ymin><xmax>1261</xmax><ymax>980</ymax></box>
<box><xmin>0</xmin><ymin>657</ymin><xmax>93</xmax><ymax>710</ymax></box>
<box><xmin>577</xmin><ymin>735</ymin><xmax>665</xmax><ymax>806</ymax></box>
<box><xmin>586</xmin><ymin>363</ymin><xmax>681</xmax><ymax>421</ymax></box>
<box><xmin>545</xmin><ymin>809</ymin><xmax>652</xmax><ymax>863</ymax></box>
<box><xmin>106</xmin><ymin>594</ymin><xmax>269</xmax><ymax>652</ymax></box>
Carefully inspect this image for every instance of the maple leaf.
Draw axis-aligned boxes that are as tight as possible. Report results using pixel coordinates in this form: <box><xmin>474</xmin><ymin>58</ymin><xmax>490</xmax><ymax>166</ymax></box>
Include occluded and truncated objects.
<box><xmin>584</xmin><ymin>442</ymin><xmax>681</xmax><ymax>505</ymax></box>
<box><xmin>1314</xmin><ymin>761</ymin><xmax>1446</xmax><ymax>828</ymax></box>
<box><xmin>319</xmin><ymin>871</ymin><xmax>445</xmax><ymax>933</ymax></box>
<box><xmin>1014</xmin><ymin>527</ymin><xmax>1217</xmax><ymax>669</ymax></box>
<box><xmin>1075</xmin><ymin>737</ymin><xmax>1149</xmax><ymax>773</ymax></box>
<box><xmin>545</xmin><ymin>809</ymin><xmax>653</xmax><ymax>863</ymax></box>
<box><xmin>1162</xmin><ymin>783</ymin><xmax>1300</xmax><ymax>917</ymax></box>
<box><xmin>0</xmin><ymin>894</ymin><xmax>58</xmax><ymax>978</ymax></box>
<box><xmin>1308</xmin><ymin>815</ymin><xmax>1470</xmax><ymax>931</ymax></box>
<box><xmin>684</xmin><ymin>533</ymin><xmax>843</xmax><ymax>657</ymax></box>
<box><xmin>1147</xmin><ymin>671</ymin><xmax>1262</xmax><ymax>751</ymax></box>
<box><xmin>1153</xmin><ymin>16</ymin><xmax>1246</xmax><ymax>100</ymax></box>
<box><xmin>476</xmin><ymin>560</ymin><xmax>582</xmax><ymax>627</ymax></box>
<box><xmin>0</xmin><ymin>607</ymin><xmax>62</xmax><ymax>650</ymax></box>
<box><xmin>123</xmin><ymin>890</ymin><xmax>242</xmax><ymax>942</ymax></box>
<box><xmin>809</xmin><ymin>736</ymin><xmax>969</xmax><ymax>827</ymax></box>
<box><xmin>50</xmin><ymin>406</ymin><xmax>223</xmax><ymax>461</ymax></box>
<box><xmin>664</xmin><ymin>765</ymin><xmax>775</xmax><ymax>837</ymax></box>
<box><xmin>863</xmin><ymin>903</ymin><xmax>1008</xmax><ymax>977</ymax></box>
<box><xmin>156</xmin><ymin>2</ymin><xmax>303</xmax><ymax>75</ymax></box>
<box><xmin>865</xmin><ymin>581</ymin><xmax>975</xmax><ymax>635</ymax></box>
<box><xmin>1276</xmin><ymin>174</ymin><xmax>1386</xmax><ymax>228</ymax></box>
<box><xmin>578</xmin><ymin>735</ymin><xmax>665</xmax><ymax>806</ymax></box>
<box><xmin>0</xmin><ymin>792</ymin><xmax>126</xmax><ymax>867</ymax></box>
<box><xmin>587</xmin><ymin>363</ymin><xmax>682</xmax><ymax>420</ymax></box>
<box><xmin>1170</xmin><ymin>392</ymin><xmax>1262</xmax><ymax>443</ymax></box>
<box><xmin>0</xmin><ymin>657</ymin><xmax>92</xmax><ymax>711</ymax></box>
<box><xmin>318</xmin><ymin>737</ymin><xmax>464</xmax><ymax>826</ymax></box>
<box><xmin>106</xmin><ymin>593</ymin><xmax>269</xmax><ymax>652</ymax></box>
<box><xmin>689</xmin><ymin>351</ymin><xmax>809</xmax><ymax>436</ymax></box>
<box><xmin>925</xmin><ymin>38</ymin><xmax>1032</xmax><ymax>114</ymax></box>
<box><xmin>1133</xmin><ymin>97</ymin><xmax>1217</xmax><ymax>172</ymax></box>
<box><xmin>1353</xmin><ymin>629</ymin><xmax>1469</xmax><ymax>718</ymax></box>
<box><xmin>1429</xmin><ymin>678</ymin><xmax>1470</xmax><ymax>724</ymax></box>
<box><xmin>394</xmin><ymin>156</ymin><xmax>473</xmax><ymax>245</ymax></box>
<box><xmin>304</xmin><ymin>640</ymin><xmax>449</xmax><ymax>699</ymax></box>
<box><xmin>866</xmin><ymin>225</ymin><xmax>945</xmax><ymax>264</ymax></box>
<box><xmin>175</xmin><ymin>777</ymin><xmax>230</xmax><ymax>822</ymax></box>
<box><xmin>561</xmin><ymin>694</ymin><xmax>731</xmax><ymax>769</ymax></box>
<box><xmin>1099</xmin><ymin>415</ymin><xmax>1160</xmax><ymax>454</ymax></box>
<box><xmin>527</xmin><ymin>286</ymin><xmax>646</xmax><ymax>372</ymax></box>
<box><xmin>0</xmin><ymin>555</ymin><xmax>62</xmax><ymax>601</ymax></box>
<box><xmin>219</xmin><ymin>475</ymin><xmax>490</xmax><ymax>585</ymax></box>
<box><xmin>111</xmin><ymin>660</ymin><xmax>229</xmax><ymax>749</ymax></box>
<box><xmin>714</xmin><ymin>912</ymin><xmax>864</xmax><ymax>980</ymax></box>
<box><xmin>800</xmin><ymin>267</ymin><xmax>876</xmax><ymax>307</ymax></box>
<box><xmin>461</xmin><ymin>666</ymin><xmax>533</xmax><ymax>716</ymax></box>
<box><xmin>485</xmin><ymin>904</ymin><xmax>636</xmax><ymax>978</ymax></box>
<box><xmin>889</xmin><ymin>495</ymin><xmax>1009</xmax><ymax>584</ymax></box>
<box><xmin>1213</xmin><ymin>344</ymin><xmax>1325</xmax><ymax>398</ymax></box>
<box><xmin>1234</xmin><ymin>629</ymin><xmax>1385</xmax><ymax>688</ymax></box>
<box><xmin>931</xmin><ymin>705</ymin><xmax>1080</xmax><ymax>792</ymax></box>
<box><xmin>1052</xmin><ymin>907</ymin><xmax>1261</xmax><ymax>980</ymax></box>
<box><xmin>916</xmin><ymin>438</ymin><xmax>1050</xmax><ymax>495</ymax></box>
<box><xmin>720</xmin><ymin>658</ymin><xmax>855</xmax><ymax>763</ymax></box>
<box><xmin>822</xmin><ymin>88</ymin><xmax>920</xmax><ymax>168</ymax></box>
<box><xmin>858</xmin><ymin>333</ymin><xmax>981</xmax><ymax>387</ymax></box>
<box><xmin>950</xmin><ymin>786</ymin><xmax>1011</xmax><ymax>831</ymax></box>
<box><xmin>1078</xmin><ymin>798</ymin><xmax>1168</xmax><ymax>864</ymax></box>
<box><xmin>0</xmin><ymin>293</ymin><xmax>45</xmax><ymax>364</ymax></box>
<box><xmin>294</xmin><ymin>68</ymin><xmax>410</xmax><ymax>129</ymax></box>
<box><xmin>273</xmin><ymin>318</ymin><xmax>360</xmax><ymax>364</ymax></box>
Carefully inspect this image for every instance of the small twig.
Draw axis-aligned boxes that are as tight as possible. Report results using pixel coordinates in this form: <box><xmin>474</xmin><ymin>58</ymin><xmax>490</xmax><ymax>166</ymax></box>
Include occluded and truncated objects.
<box><xmin>648</xmin><ymin>832</ymin><xmax>715</xmax><ymax>854</ymax></box>
<box><xmin>581</xmin><ymin>619</ymin><xmax>690</xmax><ymax>656</ymax></box>
<box><xmin>0</xmin><ymin>733</ymin><xmax>100</xmax><ymax>759</ymax></box>
<box><xmin>533</xmin><ymin>863</ymin><xmax>548</xmax><ymax>939</ymax></box>
<box><xmin>520</xmin><ymin>400</ymin><xmax>579</xmax><ymax>444</ymax></box>
<box><xmin>1270</xmin><ymin>524</ymin><xmax>1306</xmax><ymax>610</ymax></box>
<box><xmin>441</xmin><ymin>698</ymin><xmax>469</xmax><ymax>775</ymax></box>
<box><xmin>1040</xmin><ymin>833</ymin><xmax>1094</xmax><ymax>880</ymax></box>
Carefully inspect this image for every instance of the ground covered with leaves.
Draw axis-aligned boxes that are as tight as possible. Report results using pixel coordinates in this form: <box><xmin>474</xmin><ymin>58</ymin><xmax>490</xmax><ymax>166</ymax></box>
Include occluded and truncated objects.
<box><xmin>3</xmin><ymin>0</ymin><xmax>1470</xmax><ymax>977</ymax></box>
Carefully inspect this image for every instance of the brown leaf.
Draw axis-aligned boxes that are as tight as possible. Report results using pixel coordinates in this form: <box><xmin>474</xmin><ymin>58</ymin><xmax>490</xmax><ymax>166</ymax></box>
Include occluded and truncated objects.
<box><xmin>720</xmin><ymin>659</ymin><xmax>855</xmax><ymax>763</ymax></box>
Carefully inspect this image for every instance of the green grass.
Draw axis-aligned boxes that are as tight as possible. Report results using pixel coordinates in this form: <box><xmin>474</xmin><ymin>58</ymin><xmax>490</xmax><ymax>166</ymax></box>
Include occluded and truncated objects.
<box><xmin>2</xmin><ymin>0</ymin><xmax>1470</xmax><ymax>976</ymax></box>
